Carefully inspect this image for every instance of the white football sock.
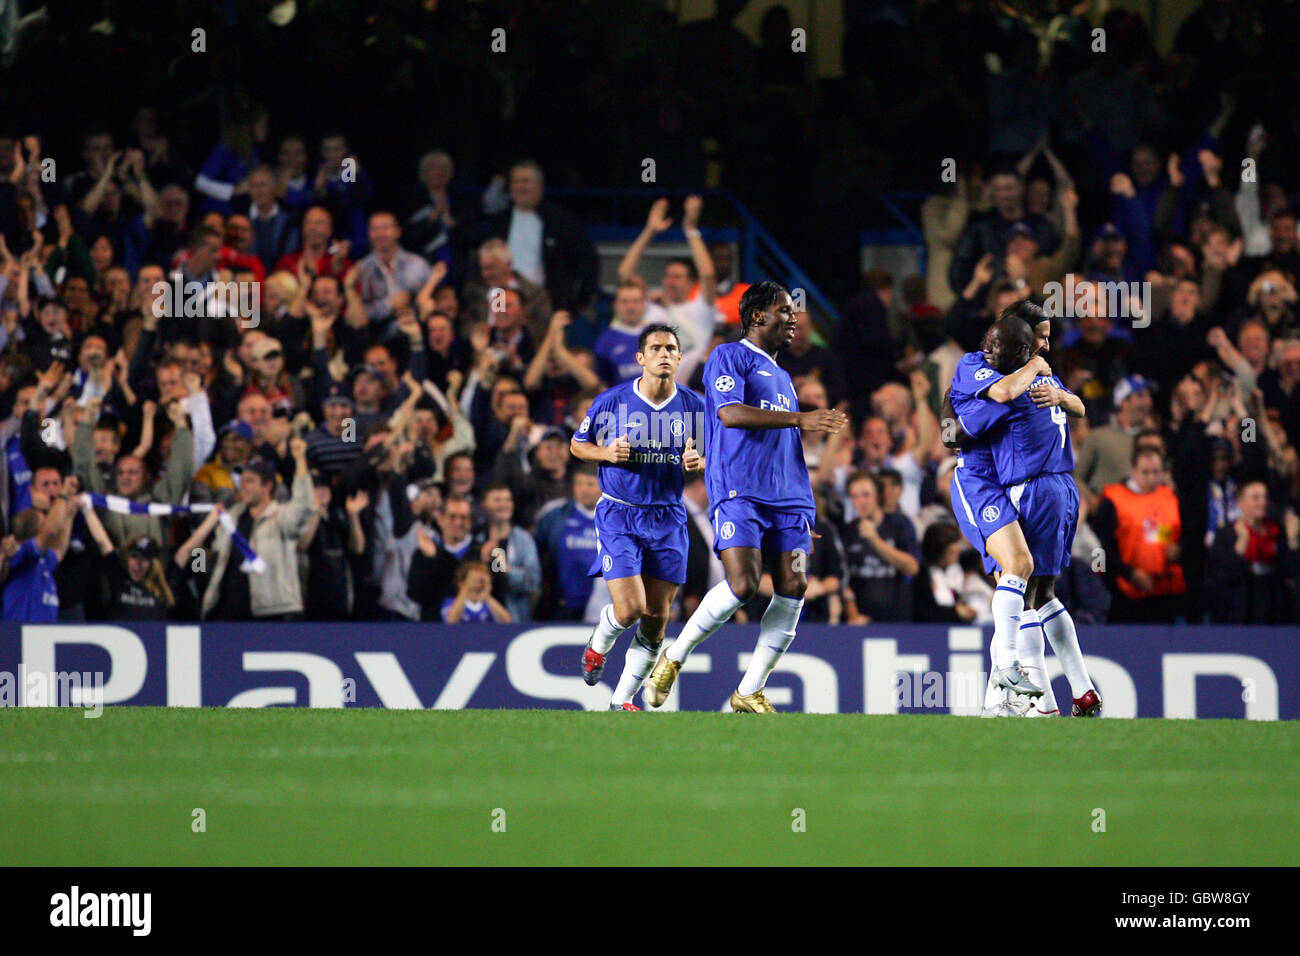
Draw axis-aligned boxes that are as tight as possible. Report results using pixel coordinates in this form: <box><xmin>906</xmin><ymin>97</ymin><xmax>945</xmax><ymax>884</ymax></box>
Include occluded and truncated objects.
<box><xmin>612</xmin><ymin>629</ymin><xmax>660</xmax><ymax>705</ymax></box>
<box><xmin>666</xmin><ymin>581</ymin><xmax>744</xmax><ymax>664</ymax></box>
<box><xmin>1038</xmin><ymin>598</ymin><xmax>1094</xmax><ymax>699</ymax></box>
<box><xmin>589</xmin><ymin>603</ymin><xmax>630</xmax><ymax>656</ymax></box>
<box><xmin>983</xmin><ymin>676</ymin><xmax>1004</xmax><ymax>711</ymax></box>
<box><xmin>990</xmin><ymin>575</ymin><xmax>1027</xmax><ymax>669</ymax></box>
<box><xmin>738</xmin><ymin>594</ymin><xmax>803</xmax><ymax>696</ymax></box>
<box><xmin>1019</xmin><ymin>608</ymin><xmax>1057</xmax><ymax>714</ymax></box>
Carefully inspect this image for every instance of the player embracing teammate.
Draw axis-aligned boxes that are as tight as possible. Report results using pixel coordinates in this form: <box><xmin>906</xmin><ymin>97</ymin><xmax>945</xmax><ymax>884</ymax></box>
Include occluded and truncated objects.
<box><xmin>945</xmin><ymin>301</ymin><xmax>1102</xmax><ymax>717</ymax></box>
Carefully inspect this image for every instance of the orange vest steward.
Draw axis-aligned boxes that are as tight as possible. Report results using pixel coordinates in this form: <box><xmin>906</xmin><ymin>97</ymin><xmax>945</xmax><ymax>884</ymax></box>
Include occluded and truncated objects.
<box><xmin>1101</xmin><ymin>482</ymin><xmax>1186</xmax><ymax>599</ymax></box>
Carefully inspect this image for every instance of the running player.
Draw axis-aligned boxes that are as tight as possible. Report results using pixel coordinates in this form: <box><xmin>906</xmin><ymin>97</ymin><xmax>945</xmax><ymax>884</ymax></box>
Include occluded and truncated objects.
<box><xmin>570</xmin><ymin>323</ymin><xmax>706</xmax><ymax>711</ymax></box>
<box><xmin>643</xmin><ymin>281</ymin><xmax>847</xmax><ymax>712</ymax></box>
<box><xmin>953</xmin><ymin>303</ymin><xmax>1101</xmax><ymax>716</ymax></box>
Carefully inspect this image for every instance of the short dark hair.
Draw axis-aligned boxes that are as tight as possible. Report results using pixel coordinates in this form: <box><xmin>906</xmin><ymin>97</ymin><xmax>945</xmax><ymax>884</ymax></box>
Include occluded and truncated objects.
<box><xmin>876</xmin><ymin>468</ymin><xmax>903</xmax><ymax>488</ymax></box>
<box><xmin>739</xmin><ymin>281</ymin><xmax>789</xmax><ymax>333</ymax></box>
<box><xmin>444</xmin><ymin>450</ymin><xmax>474</xmax><ymax>472</ymax></box>
<box><xmin>1132</xmin><ymin>445</ymin><xmax>1164</xmax><ymax>467</ymax></box>
<box><xmin>481</xmin><ymin>481</ymin><xmax>513</xmax><ymax>499</ymax></box>
<box><xmin>1000</xmin><ymin>298</ymin><xmax>1047</xmax><ymax>328</ymax></box>
<box><xmin>637</xmin><ymin>323</ymin><xmax>680</xmax><ymax>353</ymax></box>
<box><xmin>921</xmin><ymin>522</ymin><xmax>962</xmax><ymax>567</ymax></box>
<box><xmin>187</xmin><ymin>225</ymin><xmax>221</xmax><ymax>251</ymax></box>
<box><xmin>11</xmin><ymin>509</ymin><xmax>41</xmax><ymax>542</ymax></box>
<box><xmin>666</xmin><ymin>256</ymin><xmax>698</xmax><ymax>281</ymax></box>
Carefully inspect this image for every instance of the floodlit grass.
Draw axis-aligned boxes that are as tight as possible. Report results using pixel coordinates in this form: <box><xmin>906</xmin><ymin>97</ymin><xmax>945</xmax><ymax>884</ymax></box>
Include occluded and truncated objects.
<box><xmin>1</xmin><ymin>708</ymin><xmax>1295</xmax><ymax>865</ymax></box>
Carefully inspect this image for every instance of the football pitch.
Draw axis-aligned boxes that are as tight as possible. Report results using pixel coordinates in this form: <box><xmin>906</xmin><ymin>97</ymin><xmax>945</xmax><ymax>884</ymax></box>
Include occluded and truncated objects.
<box><xmin>1</xmin><ymin>708</ymin><xmax>1296</xmax><ymax>866</ymax></box>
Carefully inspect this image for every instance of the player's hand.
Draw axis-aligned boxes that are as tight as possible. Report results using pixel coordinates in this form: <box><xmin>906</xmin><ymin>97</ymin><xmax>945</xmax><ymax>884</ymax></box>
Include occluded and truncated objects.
<box><xmin>605</xmin><ymin>434</ymin><xmax>632</xmax><ymax>464</ymax></box>
<box><xmin>1027</xmin><ymin>354</ymin><xmax>1052</xmax><ymax>377</ymax></box>
<box><xmin>682</xmin><ymin>437</ymin><xmax>703</xmax><ymax>472</ymax></box>
<box><xmin>1029</xmin><ymin>383</ymin><xmax>1066</xmax><ymax>408</ymax></box>
<box><xmin>799</xmin><ymin>407</ymin><xmax>848</xmax><ymax>435</ymax></box>
<box><xmin>1129</xmin><ymin>568</ymin><xmax>1155</xmax><ymax>593</ymax></box>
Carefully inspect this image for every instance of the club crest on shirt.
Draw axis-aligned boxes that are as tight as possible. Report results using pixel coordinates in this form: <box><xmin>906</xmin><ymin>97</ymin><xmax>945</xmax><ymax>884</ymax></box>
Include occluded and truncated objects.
<box><xmin>720</xmin><ymin>521</ymin><xmax>736</xmax><ymax>539</ymax></box>
<box><xmin>602</xmin><ymin>554</ymin><xmax>613</xmax><ymax>572</ymax></box>
<box><xmin>982</xmin><ymin>504</ymin><xmax>1001</xmax><ymax>522</ymax></box>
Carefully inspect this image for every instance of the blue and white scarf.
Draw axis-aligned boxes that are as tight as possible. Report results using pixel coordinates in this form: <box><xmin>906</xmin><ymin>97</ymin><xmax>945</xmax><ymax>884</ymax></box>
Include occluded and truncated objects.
<box><xmin>86</xmin><ymin>494</ymin><xmax>265</xmax><ymax>574</ymax></box>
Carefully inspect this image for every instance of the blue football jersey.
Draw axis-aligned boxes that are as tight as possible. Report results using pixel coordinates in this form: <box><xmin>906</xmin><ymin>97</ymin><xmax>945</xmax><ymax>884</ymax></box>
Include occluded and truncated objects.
<box><xmin>954</xmin><ymin>371</ymin><xmax>1076</xmax><ymax>486</ymax></box>
<box><xmin>572</xmin><ymin>379</ymin><xmax>706</xmax><ymax>506</ymax></box>
<box><xmin>703</xmin><ymin>339</ymin><xmax>814</xmax><ymax>512</ymax></box>
<box><xmin>948</xmin><ymin>350</ymin><xmax>1005</xmax><ymax>481</ymax></box>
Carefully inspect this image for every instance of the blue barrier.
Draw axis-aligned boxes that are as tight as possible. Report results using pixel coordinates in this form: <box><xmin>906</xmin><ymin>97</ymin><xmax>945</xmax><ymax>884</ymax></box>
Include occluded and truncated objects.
<box><xmin>0</xmin><ymin>623</ymin><xmax>1294</xmax><ymax>719</ymax></box>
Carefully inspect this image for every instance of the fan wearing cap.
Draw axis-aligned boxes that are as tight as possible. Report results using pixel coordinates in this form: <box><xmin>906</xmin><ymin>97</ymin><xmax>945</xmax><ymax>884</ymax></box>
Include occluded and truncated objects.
<box><xmin>244</xmin><ymin>336</ymin><xmax>305</xmax><ymax>414</ymax></box>
<box><xmin>1057</xmin><ymin>278</ymin><xmax>1135</xmax><ymax>418</ymax></box>
<box><xmin>201</xmin><ymin>435</ymin><xmax>315</xmax><ymax>620</ymax></box>
<box><xmin>1074</xmin><ymin>375</ymin><xmax>1156</xmax><ymax>510</ymax></box>
<box><xmin>107</xmin><ymin>535</ymin><xmax>174</xmax><ymax>620</ymax></box>
<box><xmin>1000</xmin><ymin>185</ymin><xmax>1079</xmax><ymax>296</ymax></box>
<box><xmin>494</xmin><ymin>424</ymin><xmax>570</xmax><ymax>529</ymax></box>
<box><xmin>304</xmin><ymin>385</ymin><xmax>365</xmax><ymax>478</ymax></box>
<box><xmin>194</xmin><ymin>420</ymin><xmax>255</xmax><ymax>500</ymax></box>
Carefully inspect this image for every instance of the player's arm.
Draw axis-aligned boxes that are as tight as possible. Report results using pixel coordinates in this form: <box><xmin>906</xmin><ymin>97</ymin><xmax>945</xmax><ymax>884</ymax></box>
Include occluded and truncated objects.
<box><xmin>570</xmin><ymin>435</ymin><xmax>630</xmax><ymax>464</ymax></box>
<box><xmin>717</xmin><ymin>403</ymin><xmax>846</xmax><ymax>433</ymax></box>
<box><xmin>985</xmin><ymin>355</ymin><xmax>1051</xmax><ymax>403</ymax></box>
<box><xmin>940</xmin><ymin>388</ymin><xmax>968</xmax><ymax>449</ymax></box>
<box><xmin>1029</xmin><ymin>381</ymin><xmax>1085</xmax><ymax>417</ymax></box>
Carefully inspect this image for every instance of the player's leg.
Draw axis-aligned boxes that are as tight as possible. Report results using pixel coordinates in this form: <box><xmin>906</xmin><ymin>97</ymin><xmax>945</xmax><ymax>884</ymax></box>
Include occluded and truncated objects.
<box><xmin>1036</xmin><ymin>576</ymin><xmax>1101</xmax><ymax>716</ymax></box>
<box><xmin>583</xmin><ymin>574</ymin><xmax>646</xmax><ymax>686</ymax></box>
<box><xmin>1027</xmin><ymin>476</ymin><xmax>1100</xmax><ymax>716</ymax></box>
<box><xmin>952</xmin><ymin>470</ymin><xmax>1038</xmax><ymax>698</ymax></box>
<box><xmin>1019</xmin><ymin>577</ymin><xmax>1059</xmax><ymax>715</ymax></box>
<box><xmin>984</xmin><ymin>519</ymin><xmax>1041</xmax><ymax>697</ymax></box>
<box><xmin>732</xmin><ymin>544</ymin><xmax>807</xmax><ymax>712</ymax></box>
<box><xmin>582</xmin><ymin>506</ymin><xmax>647</xmax><ymax>685</ymax></box>
<box><xmin>610</xmin><ymin>575</ymin><xmax>677</xmax><ymax>709</ymax></box>
<box><xmin>645</xmin><ymin>545</ymin><xmax>755</xmax><ymax>707</ymax></box>
<box><xmin>646</xmin><ymin>499</ymin><xmax>761</xmax><ymax>705</ymax></box>
<box><xmin>663</xmin><ymin>545</ymin><xmax>756</xmax><ymax>663</ymax></box>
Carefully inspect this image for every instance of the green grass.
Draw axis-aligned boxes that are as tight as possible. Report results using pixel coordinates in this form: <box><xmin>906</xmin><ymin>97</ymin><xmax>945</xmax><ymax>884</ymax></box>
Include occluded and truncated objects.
<box><xmin>1</xmin><ymin>708</ymin><xmax>1296</xmax><ymax>865</ymax></box>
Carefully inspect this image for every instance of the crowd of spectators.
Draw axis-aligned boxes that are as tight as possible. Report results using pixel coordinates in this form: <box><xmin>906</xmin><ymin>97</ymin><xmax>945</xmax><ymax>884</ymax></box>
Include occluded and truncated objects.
<box><xmin>1</xmin><ymin>1</ymin><xmax>1297</xmax><ymax>626</ymax></box>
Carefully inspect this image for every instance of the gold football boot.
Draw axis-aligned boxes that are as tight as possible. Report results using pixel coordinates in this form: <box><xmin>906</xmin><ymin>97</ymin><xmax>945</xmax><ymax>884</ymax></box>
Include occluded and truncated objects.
<box><xmin>643</xmin><ymin>654</ymin><xmax>681</xmax><ymax>707</ymax></box>
<box><xmin>730</xmin><ymin>688</ymin><xmax>777</xmax><ymax>713</ymax></box>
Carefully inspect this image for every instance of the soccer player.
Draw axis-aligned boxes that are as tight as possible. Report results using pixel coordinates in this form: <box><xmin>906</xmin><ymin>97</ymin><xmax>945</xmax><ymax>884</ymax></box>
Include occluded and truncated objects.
<box><xmin>644</xmin><ymin>281</ymin><xmax>847</xmax><ymax>712</ymax></box>
<box><xmin>570</xmin><ymin>323</ymin><xmax>706</xmax><ymax>711</ymax></box>
<box><xmin>949</xmin><ymin>303</ymin><xmax>1101</xmax><ymax>716</ymax></box>
<box><xmin>944</xmin><ymin>311</ymin><xmax>1050</xmax><ymax>704</ymax></box>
